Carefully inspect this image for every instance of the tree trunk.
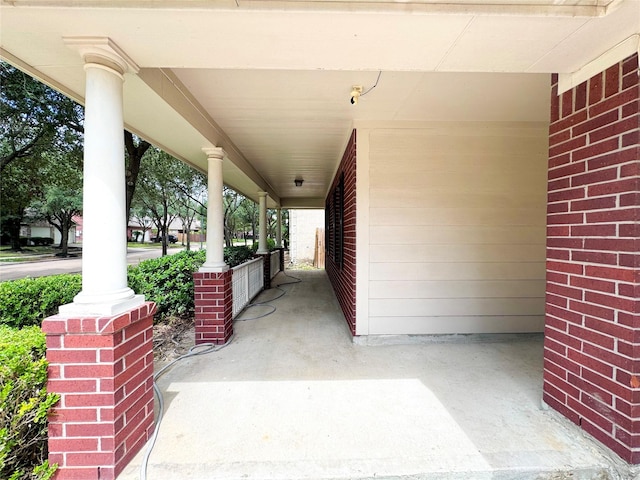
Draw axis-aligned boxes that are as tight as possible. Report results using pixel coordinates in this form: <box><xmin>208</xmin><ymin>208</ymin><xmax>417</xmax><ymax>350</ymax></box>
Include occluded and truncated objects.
<box><xmin>161</xmin><ymin>207</ymin><xmax>168</xmax><ymax>256</ymax></box>
<box><xmin>60</xmin><ymin>218</ymin><xmax>69</xmax><ymax>257</ymax></box>
<box><xmin>7</xmin><ymin>216</ymin><xmax>22</xmax><ymax>251</ymax></box>
<box><xmin>124</xmin><ymin>131</ymin><xmax>151</xmax><ymax>222</ymax></box>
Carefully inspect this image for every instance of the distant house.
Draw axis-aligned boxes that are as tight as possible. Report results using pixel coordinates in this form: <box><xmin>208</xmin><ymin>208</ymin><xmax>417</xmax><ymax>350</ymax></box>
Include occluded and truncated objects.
<box><xmin>20</xmin><ymin>217</ymin><xmax>78</xmax><ymax>245</ymax></box>
<box><xmin>127</xmin><ymin>217</ymin><xmax>203</xmax><ymax>243</ymax></box>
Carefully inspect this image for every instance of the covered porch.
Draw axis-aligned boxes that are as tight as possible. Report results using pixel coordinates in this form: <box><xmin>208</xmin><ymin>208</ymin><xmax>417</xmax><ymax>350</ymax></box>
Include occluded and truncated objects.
<box><xmin>120</xmin><ymin>269</ymin><xmax>627</xmax><ymax>479</ymax></box>
<box><xmin>1</xmin><ymin>0</ymin><xmax>639</xmax><ymax>477</ymax></box>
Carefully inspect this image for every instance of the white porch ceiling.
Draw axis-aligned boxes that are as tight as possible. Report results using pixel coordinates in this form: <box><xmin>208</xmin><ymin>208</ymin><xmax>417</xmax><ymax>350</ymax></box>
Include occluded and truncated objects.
<box><xmin>1</xmin><ymin>0</ymin><xmax>639</xmax><ymax>207</ymax></box>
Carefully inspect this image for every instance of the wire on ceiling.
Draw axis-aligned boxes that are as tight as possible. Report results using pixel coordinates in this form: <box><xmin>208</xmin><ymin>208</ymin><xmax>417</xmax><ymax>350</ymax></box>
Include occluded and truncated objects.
<box><xmin>361</xmin><ymin>71</ymin><xmax>382</xmax><ymax>97</ymax></box>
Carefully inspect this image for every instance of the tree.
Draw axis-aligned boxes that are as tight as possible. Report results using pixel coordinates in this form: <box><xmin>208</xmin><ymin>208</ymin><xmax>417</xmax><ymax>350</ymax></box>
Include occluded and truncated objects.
<box><xmin>0</xmin><ymin>61</ymin><xmax>83</xmax><ymax>250</ymax></box>
<box><xmin>1</xmin><ymin>61</ymin><xmax>149</xmax><ymax>242</ymax></box>
<box><xmin>170</xmin><ymin>161</ymin><xmax>206</xmax><ymax>251</ymax></box>
<box><xmin>0</xmin><ymin>62</ymin><xmax>81</xmax><ymax>173</ymax></box>
<box><xmin>176</xmin><ymin>196</ymin><xmax>203</xmax><ymax>251</ymax></box>
<box><xmin>30</xmin><ymin>137</ymin><xmax>84</xmax><ymax>256</ymax></box>
<box><xmin>223</xmin><ymin>187</ymin><xmax>245</xmax><ymax>247</ymax></box>
<box><xmin>0</xmin><ymin>153</ymin><xmax>44</xmax><ymax>250</ymax></box>
<box><xmin>35</xmin><ymin>186</ymin><xmax>82</xmax><ymax>256</ymax></box>
<box><xmin>124</xmin><ymin>132</ymin><xmax>152</xmax><ymax>222</ymax></box>
<box><xmin>236</xmin><ymin>197</ymin><xmax>258</xmax><ymax>246</ymax></box>
<box><xmin>129</xmin><ymin>203</ymin><xmax>154</xmax><ymax>243</ymax></box>
<box><xmin>134</xmin><ymin>149</ymin><xmax>198</xmax><ymax>256</ymax></box>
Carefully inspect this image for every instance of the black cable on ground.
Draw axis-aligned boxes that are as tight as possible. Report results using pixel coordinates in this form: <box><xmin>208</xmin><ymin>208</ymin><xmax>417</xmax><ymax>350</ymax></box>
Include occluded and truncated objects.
<box><xmin>141</xmin><ymin>338</ymin><xmax>234</xmax><ymax>480</ymax></box>
<box><xmin>234</xmin><ymin>270</ymin><xmax>302</xmax><ymax>322</ymax></box>
<box><xmin>141</xmin><ymin>270</ymin><xmax>303</xmax><ymax>478</ymax></box>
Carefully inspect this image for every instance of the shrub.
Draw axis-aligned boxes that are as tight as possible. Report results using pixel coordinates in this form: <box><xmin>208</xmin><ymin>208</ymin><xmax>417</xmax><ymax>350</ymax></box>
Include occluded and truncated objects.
<box><xmin>0</xmin><ymin>247</ymin><xmax>256</xmax><ymax>327</ymax></box>
<box><xmin>29</xmin><ymin>238</ymin><xmax>54</xmax><ymax>247</ymax></box>
<box><xmin>0</xmin><ymin>275</ymin><xmax>81</xmax><ymax>329</ymax></box>
<box><xmin>250</xmin><ymin>238</ymin><xmax>276</xmax><ymax>252</ymax></box>
<box><xmin>224</xmin><ymin>245</ymin><xmax>254</xmax><ymax>268</ymax></box>
<box><xmin>0</xmin><ymin>325</ymin><xmax>59</xmax><ymax>480</ymax></box>
<box><xmin>127</xmin><ymin>246</ymin><xmax>255</xmax><ymax>322</ymax></box>
<box><xmin>127</xmin><ymin>250</ymin><xmax>205</xmax><ymax>321</ymax></box>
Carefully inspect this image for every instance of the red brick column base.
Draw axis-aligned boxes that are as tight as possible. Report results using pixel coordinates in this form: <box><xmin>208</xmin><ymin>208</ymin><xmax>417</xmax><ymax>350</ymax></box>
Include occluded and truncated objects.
<box><xmin>42</xmin><ymin>302</ymin><xmax>157</xmax><ymax>480</ymax></box>
<box><xmin>256</xmin><ymin>253</ymin><xmax>272</xmax><ymax>289</ymax></box>
<box><xmin>278</xmin><ymin>247</ymin><xmax>285</xmax><ymax>273</ymax></box>
<box><xmin>194</xmin><ymin>270</ymin><xmax>233</xmax><ymax>344</ymax></box>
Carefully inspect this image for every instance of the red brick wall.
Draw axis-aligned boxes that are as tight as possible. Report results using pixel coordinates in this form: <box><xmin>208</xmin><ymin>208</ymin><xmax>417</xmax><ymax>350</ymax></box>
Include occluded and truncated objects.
<box><xmin>326</xmin><ymin>130</ymin><xmax>357</xmax><ymax>335</ymax></box>
<box><xmin>194</xmin><ymin>270</ymin><xmax>233</xmax><ymax>344</ymax></box>
<box><xmin>42</xmin><ymin>302</ymin><xmax>156</xmax><ymax>479</ymax></box>
<box><xmin>543</xmin><ymin>53</ymin><xmax>640</xmax><ymax>463</ymax></box>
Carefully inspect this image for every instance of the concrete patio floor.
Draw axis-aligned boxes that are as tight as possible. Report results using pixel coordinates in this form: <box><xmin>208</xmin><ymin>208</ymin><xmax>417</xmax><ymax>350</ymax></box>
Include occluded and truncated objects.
<box><xmin>120</xmin><ymin>269</ymin><xmax>634</xmax><ymax>480</ymax></box>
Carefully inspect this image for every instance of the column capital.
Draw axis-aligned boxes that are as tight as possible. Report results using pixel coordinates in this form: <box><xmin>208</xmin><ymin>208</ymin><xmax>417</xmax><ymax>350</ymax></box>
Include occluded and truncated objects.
<box><xmin>64</xmin><ymin>36</ymin><xmax>139</xmax><ymax>76</ymax></box>
<box><xmin>258</xmin><ymin>191</ymin><xmax>268</xmax><ymax>198</ymax></box>
<box><xmin>202</xmin><ymin>147</ymin><xmax>227</xmax><ymax>160</ymax></box>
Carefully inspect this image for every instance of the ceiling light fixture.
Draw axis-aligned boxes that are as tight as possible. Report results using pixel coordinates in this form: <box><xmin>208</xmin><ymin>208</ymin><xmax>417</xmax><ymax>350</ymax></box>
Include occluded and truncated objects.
<box><xmin>294</xmin><ymin>178</ymin><xmax>304</xmax><ymax>187</ymax></box>
<box><xmin>350</xmin><ymin>71</ymin><xmax>383</xmax><ymax>105</ymax></box>
<box><xmin>350</xmin><ymin>86</ymin><xmax>363</xmax><ymax>105</ymax></box>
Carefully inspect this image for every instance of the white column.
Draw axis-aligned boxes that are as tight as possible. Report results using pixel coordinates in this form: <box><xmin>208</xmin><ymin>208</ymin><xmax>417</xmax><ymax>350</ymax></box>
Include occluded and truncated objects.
<box><xmin>276</xmin><ymin>208</ymin><xmax>282</xmax><ymax>248</ymax></box>
<box><xmin>60</xmin><ymin>38</ymin><xmax>144</xmax><ymax>316</ymax></box>
<box><xmin>257</xmin><ymin>192</ymin><xmax>269</xmax><ymax>254</ymax></box>
<box><xmin>200</xmin><ymin>147</ymin><xmax>229</xmax><ymax>272</ymax></box>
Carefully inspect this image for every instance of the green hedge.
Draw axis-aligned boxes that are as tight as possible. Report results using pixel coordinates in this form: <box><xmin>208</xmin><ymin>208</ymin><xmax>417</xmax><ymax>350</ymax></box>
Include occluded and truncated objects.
<box><xmin>0</xmin><ymin>275</ymin><xmax>81</xmax><ymax>329</ymax></box>
<box><xmin>0</xmin><ymin>246</ymin><xmax>256</xmax><ymax>328</ymax></box>
<box><xmin>127</xmin><ymin>250</ymin><xmax>205</xmax><ymax>321</ymax></box>
<box><xmin>0</xmin><ymin>326</ymin><xmax>58</xmax><ymax>480</ymax></box>
<box><xmin>251</xmin><ymin>238</ymin><xmax>276</xmax><ymax>252</ymax></box>
<box><xmin>128</xmin><ymin>247</ymin><xmax>254</xmax><ymax>321</ymax></box>
<box><xmin>223</xmin><ymin>246</ymin><xmax>255</xmax><ymax>269</ymax></box>
<box><xmin>0</xmin><ymin>247</ymin><xmax>256</xmax><ymax>477</ymax></box>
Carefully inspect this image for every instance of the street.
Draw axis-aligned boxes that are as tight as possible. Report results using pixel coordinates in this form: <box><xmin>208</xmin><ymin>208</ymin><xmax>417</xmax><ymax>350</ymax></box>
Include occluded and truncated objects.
<box><xmin>0</xmin><ymin>247</ymin><xmax>175</xmax><ymax>281</ymax></box>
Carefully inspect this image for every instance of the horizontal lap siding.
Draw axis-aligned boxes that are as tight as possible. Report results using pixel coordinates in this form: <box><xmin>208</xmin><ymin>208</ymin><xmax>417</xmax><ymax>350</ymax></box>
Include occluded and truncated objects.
<box><xmin>368</xmin><ymin>123</ymin><xmax>548</xmax><ymax>334</ymax></box>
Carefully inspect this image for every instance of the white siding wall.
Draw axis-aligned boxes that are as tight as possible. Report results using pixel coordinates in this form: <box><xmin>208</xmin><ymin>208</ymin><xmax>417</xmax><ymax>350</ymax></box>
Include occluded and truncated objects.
<box><xmin>362</xmin><ymin>122</ymin><xmax>548</xmax><ymax>335</ymax></box>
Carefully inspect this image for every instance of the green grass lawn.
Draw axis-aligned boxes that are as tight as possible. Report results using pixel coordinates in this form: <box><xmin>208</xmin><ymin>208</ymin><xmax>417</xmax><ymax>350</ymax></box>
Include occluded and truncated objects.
<box><xmin>0</xmin><ymin>246</ymin><xmax>56</xmax><ymax>257</ymax></box>
<box><xmin>127</xmin><ymin>242</ymin><xmax>182</xmax><ymax>249</ymax></box>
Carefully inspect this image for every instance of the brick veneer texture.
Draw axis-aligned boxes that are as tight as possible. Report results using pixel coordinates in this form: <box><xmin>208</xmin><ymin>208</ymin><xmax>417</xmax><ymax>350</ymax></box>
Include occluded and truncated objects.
<box><xmin>42</xmin><ymin>302</ymin><xmax>157</xmax><ymax>480</ymax></box>
<box><xmin>257</xmin><ymin>252</ymin><xmax>272</xmax><ymax>290</ymax></box>
<box><xmin>543</xmin><ymin>53</ymin><xmax>640</xmax><ymax>463</ymax></box>
<box><xmin>326</xmin><ymin>129</ymin><xmax>357</xmax><ymax>335</ymax></box>
<box><xmin>193</xmin><ymin>270</ymin><xmax>233</xmax><ymax>345</ymax></box>
<box><xmin>278</xmin><ymin>247</ymin><xmax>285</xmax><ymax>273</ymax></box>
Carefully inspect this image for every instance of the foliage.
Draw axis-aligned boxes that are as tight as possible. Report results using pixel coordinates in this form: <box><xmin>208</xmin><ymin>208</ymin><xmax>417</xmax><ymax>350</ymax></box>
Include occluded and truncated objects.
<box><xmin>127</xmin><ymin>246</ymin><xmax>254</xmax><ymax>321</ymax></box>
<box><xmin>0</xmin><ymin>151</ymin><xmax>46</xmax><ymax>250</ymax></box>
<box><xmin>134</xmin><ymin>149</ymin><xmax>186</xmax><ymax>256</ymax></box>
<box><xmin>31</xmin><ymin>184</ymin><xmax>82</xmax><ymax>257</ymax></box>
<box><xmin>251</xmin><ymin>238</ymin><xmax>277</xmax><ymax>252</ymax></box>
<box><xmin>235</xmin><ymin>196</ymin><xmax>258</xmax><ymax>244</ymax></box>
<box><xmin>0</xmin><ymin>325</ymin><xmax>59</xmax><ymax>480</ymax></box>
<box><xmin>0</xmin><ymin>61</ymin><xmax>82</xmax><ymax>173</ymax></box>
<box><xmin>0</xmin><ymin>246</ymin><xmax>255</xmax><ymax>328</ymax></box>
<box><xmin>124</xmin><ymin>131</ymin><xmax>152</xmax><ymax>223</ymax></box>
<box><xmin>127</xmin><ymin>250</ymin><xmax>205</xmax><ymax>321</ymax></box>
<box><xmin>32</xmin><ymin>148</ymin><xmax>83</xmax><ymax>256</ymax></box>
<box><xmin>172</xmin><ymin>165</ymin><xmax>206</xmax><ymax>251</ymax></box>
<box><xmin>223</xmin><ymin>187</ymin><xmax>245</xmax><ymax>247</ymax></box>
<box><xmin>129</xmin><ymin>205</ymin><xmax>154</xmax><ymax>242</ymax></box>
<box><xmin>0</xmin><ymin>61</ymin><xmax>83</xmax><ymax>251</ymax></box>
<box><xmin>0</xmin><ymin>275</ymin><xmax>81</xmax><ymax>329</ymax></box>
<box><xmin>224</xmin><ymin>246</ymin><xmax>255</xmax><ymax>268</ymax></box>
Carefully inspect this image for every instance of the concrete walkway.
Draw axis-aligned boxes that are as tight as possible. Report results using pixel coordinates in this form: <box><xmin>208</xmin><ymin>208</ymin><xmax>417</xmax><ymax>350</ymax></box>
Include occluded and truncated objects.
<box><xmin>120</xmin><ymin>269</ymin><xmax>632</xmax><ymax>480</ymax></box>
